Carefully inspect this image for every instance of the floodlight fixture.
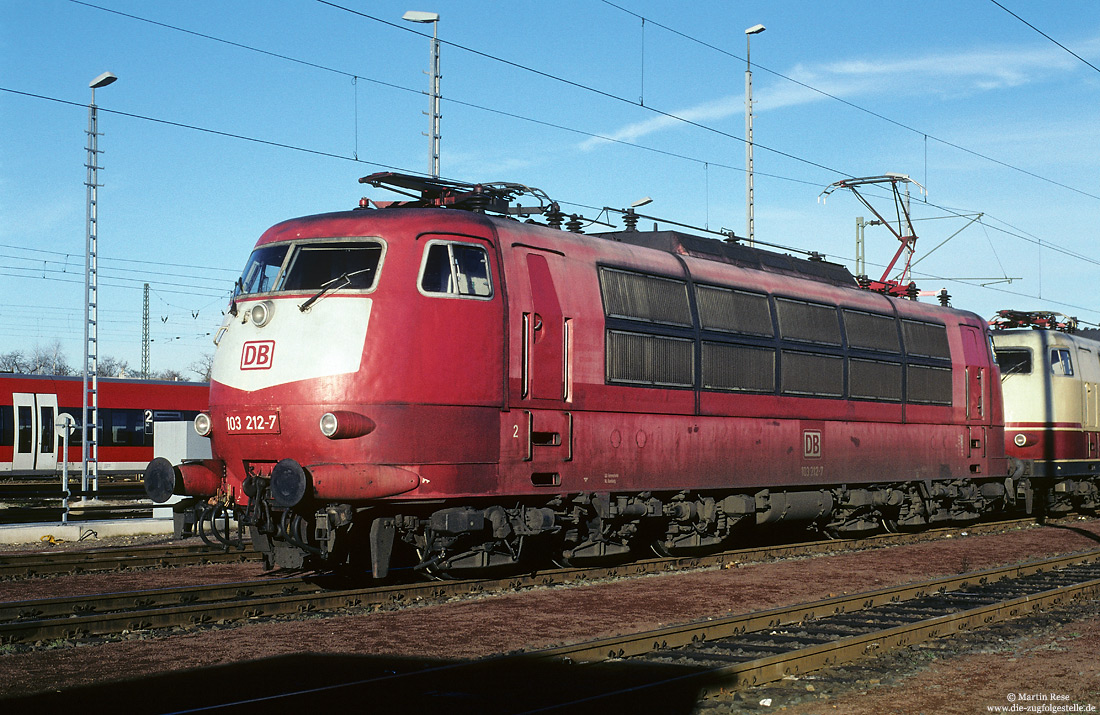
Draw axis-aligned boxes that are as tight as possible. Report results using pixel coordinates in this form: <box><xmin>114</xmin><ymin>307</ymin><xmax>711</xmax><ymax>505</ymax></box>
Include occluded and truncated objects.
<box><xmin>403</xmin><ymin>10</ymin><xmax>439</xmax><ymax>23</ymax></box>
<box><xmin>90</xmin><ymin>71</ymin><xmax>117</xmax><ymax>89</ymax></box>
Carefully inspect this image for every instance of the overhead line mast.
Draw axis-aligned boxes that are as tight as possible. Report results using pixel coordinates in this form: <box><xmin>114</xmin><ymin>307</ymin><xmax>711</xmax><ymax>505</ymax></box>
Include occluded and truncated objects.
<box><xmin>83</xmin><ymin>71</ymin><xmax>117</xmax><ymax>500</ymax></box>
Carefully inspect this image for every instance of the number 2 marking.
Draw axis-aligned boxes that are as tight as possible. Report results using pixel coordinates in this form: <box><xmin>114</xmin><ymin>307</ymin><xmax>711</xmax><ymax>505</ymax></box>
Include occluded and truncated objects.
<box><xmin>513</xmin><ymin>425</ymin><xmax>520</xmax><ymax>438</ymax></box>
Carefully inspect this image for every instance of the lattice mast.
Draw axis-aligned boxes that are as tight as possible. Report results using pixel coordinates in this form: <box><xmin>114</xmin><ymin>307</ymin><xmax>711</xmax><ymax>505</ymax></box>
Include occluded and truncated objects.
<box><xmin>83</xmin><ymin>72</ymin><xmax>116</xmax><ymax>499</ymax></box>
<box><xmin>142</xmin><ymin>283</ymin><xmax>150</xmax><ymax>378</ymax></box>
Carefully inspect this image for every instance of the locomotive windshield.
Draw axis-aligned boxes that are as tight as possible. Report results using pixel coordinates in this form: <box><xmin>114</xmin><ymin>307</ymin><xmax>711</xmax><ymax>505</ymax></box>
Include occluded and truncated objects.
<box><xmin>238</xmin><ymin>244</ymin><xmax>289</xmax><ymax>295</ymax></box>
<box><xmin>996</xmin><ymin>348</ymin><xmax>1032</xmax><ymax>378</ymax></box>
<box><xmin>235</xmin><ymin>240</ymin><xmax>383</xmax><ymax>296</ymax></box>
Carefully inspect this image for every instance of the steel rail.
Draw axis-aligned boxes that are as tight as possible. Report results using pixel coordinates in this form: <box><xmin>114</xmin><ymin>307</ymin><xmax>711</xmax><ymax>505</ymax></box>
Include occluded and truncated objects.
<box><xmin>518</xmin><ymin>550</ymin><xmax>1100</xmax><ymax>711</ymax></box>
<box><xmin>0</xmin><ymin>517</ymin><xmax>1072</xmax><ymax>646</ymax></box>
<box><xmin>0</xmin><ymin>515</ymin><xmax>1050</xmax><ymax>581</ymax></box>
<box><xmin>0</xmin><ymin>542</ymin><xmax>259</xmax><ymax>579</ymax></box>
<box><xmin>149</xmin><ymin>549</ymin><xmax>1100</xmax><ymax>713</ymax></box>
<box><xmin>534</xmin><ymin>550</ymin><xmax>1100</xmax><ymax>664</ymax></box>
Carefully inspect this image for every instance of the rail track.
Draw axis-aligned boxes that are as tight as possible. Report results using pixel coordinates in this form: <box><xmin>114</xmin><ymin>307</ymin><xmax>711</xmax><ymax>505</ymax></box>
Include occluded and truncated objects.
<box><xmin>0</xmin><ymin>516</ymin><xmax>1067</xmax><ymax>645</ymax></box>
<box><xmin>176</xmin><ymin>548</ymin><xmax>1100</xmax><ymax>714</ymax></box>
<box><xmin>0</xmin><ymin>542</ymin><xmax>259</xmax><ymax>580</ymax></box>
<box><xmin>0</xmin><ymin>475</ymin><xmax>150</xmax><ymax>525</ymax></box>
<box><xmin>0</xmin><ymin>514</ymin><xmax>1048</xmax><ymax>582</ymax></box>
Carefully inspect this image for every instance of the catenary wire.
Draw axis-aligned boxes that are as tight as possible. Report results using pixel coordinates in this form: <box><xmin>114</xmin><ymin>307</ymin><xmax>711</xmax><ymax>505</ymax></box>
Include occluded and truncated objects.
<box><xmin>988</xmin><ymin>0</ymin><xmax>1100</xmax><ymax>75</ymax></box>
<box><xmin>597</xmin><ymin>0</ymin><xmax>1100</xmax><ymax>203</ymax></box>
<box><xmin>9</xmin><ymin>5</ymin><xmax>1099</xmax><ymax>328</ymax></box>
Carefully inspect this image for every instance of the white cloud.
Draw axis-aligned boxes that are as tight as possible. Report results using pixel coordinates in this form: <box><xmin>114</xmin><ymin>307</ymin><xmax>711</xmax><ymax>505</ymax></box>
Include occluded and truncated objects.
<box><xmin>579</xmin><ymin>38</ymin><xmax>1092</xmax><ymax>151</ymax></box>
<box><xmin>579</xmin><ymin>95</ymin><xmax>741</xmax><ymax>150</ymax></box>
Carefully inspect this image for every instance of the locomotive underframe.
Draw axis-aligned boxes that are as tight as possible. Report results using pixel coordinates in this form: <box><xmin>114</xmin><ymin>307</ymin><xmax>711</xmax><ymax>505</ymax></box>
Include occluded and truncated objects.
<box><xmin>231</xmin><ymin>474</ymin><xmax>1032</xmax><ymax>577</ymax></box>
<box><xmin>1014</xmin><ymin>459</ymin><xmax>1100</xmax><ymax>516</ymax></box>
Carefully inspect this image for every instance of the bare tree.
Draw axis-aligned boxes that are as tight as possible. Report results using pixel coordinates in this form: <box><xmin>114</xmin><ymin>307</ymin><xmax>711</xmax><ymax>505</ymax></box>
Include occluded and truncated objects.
<box><xmin>29</xmin><ymin>341</ymin><xmax>72</xmax><ymax>376</ymax></box>
<box><xmin>0</xmin><ymin>350</ymin><xmax>29</xmax><ymax>373</ymax></box>
<box><xmin>154</xmin><ymin>368</ymin><xmax>186</xmax><ymax>382</ymax></box>
<box><xmin>189</xmin><ymin>353</ymin><xmax>214</xmax><ymax>382</ymax></box>
<box><xmin>98</xmin><ymin>356</ymin><xmax>131</xmax><ymax>378</ymax></box>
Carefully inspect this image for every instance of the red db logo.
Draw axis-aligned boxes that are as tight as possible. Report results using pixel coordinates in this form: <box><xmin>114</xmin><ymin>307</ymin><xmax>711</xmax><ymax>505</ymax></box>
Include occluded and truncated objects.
<box><xmin>241</xmin><ymin>341</ymin><xmax>275</xmax><ymax>370</ymax></box>
<box><xmin>803</xmin><ymin>430</ymin><xmax>822</xmax><ymax>459</ymax></box>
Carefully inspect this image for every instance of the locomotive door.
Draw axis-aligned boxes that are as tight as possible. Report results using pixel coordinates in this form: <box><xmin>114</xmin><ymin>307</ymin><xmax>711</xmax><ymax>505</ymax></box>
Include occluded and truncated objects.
<box><xmin>959</xmin><ymin>327</ymin><xmax>988</xmax><ymax>459</ymax></box>
<box><xmin>523</xmin><ymin>253</ymin><xmax>568</xmax><ymax>402</ymax></box>
<box><xmin>12</xmin><ymin>393</ymin><xmax>58</xmax><ymax>473</ymax></box>
<box><xmin>518</xmin><ymin>251</ymin><xmax>572</xmax><ymax>473</ymax></box>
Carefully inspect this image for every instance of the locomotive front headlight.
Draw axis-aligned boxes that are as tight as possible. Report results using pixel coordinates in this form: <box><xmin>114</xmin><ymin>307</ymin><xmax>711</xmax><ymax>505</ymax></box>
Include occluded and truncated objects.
<box><xmin>319</xmin><ymin>412</ymin><xmax>339</xmax><ymax>438</ymax></box>
<box><xmin>249</xmin><ymin>300</ymin><xmax>275</xmax><ymax>328</ymax></box>
<box><xmin>1014</xmin><ymin>433</ymin><xmax>1028</xmax><ymax>447</ymax></box>
<box><xmin>194</xmin><ymin>412</ymin><xmax>213</xmax><ymax>437</ymax></box>
<box><xmin>319</xmin><ymin>410</ymin><xmax>377</xmax><ymax>439</ymax></box>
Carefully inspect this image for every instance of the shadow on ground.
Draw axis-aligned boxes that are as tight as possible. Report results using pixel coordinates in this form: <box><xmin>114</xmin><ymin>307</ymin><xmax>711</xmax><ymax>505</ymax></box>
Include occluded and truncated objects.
<box><xmin>1</xmin><ymin>649</ymin><xmax>719</xmax><ymax>715</ymax></box>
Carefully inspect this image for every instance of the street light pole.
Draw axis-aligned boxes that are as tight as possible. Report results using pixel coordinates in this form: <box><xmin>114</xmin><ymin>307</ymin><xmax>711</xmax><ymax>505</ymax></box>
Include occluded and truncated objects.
<box><xmin>83</xmin><ymin>71</ymin><xmax>116</xmax><ymax>502</ymax></box>
<box><xmin>403</xmin><ymin>10</ymin><xmax>441</xmax><ymax>178</ymax></box>
<box><xmin>745</xmin><ymin>24</ymin><xmax>765</xmax><ymax>247</ymax></box>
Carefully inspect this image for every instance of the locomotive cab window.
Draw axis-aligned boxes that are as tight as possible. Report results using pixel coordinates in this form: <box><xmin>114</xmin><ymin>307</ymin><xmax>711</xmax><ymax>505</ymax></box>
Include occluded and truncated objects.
<box><xmin>996</xmin><ymin>348</ymin><xmax>1032</xmax><ymax>377</ymax></box>
<box><xmin>280</xmin><ymin>241</ymin><xmax>383</xmax><ymax>292</ymax></box>
<box><xmin>419</xmin><ymin>241</ymin><xmax>493</xmax><ymax>298</ymax></box>
<box><xmin>237</xmin><ymin>244</ymin><xmax>289</xmax><ymax>296</ymax></box>
<box><xmin>235</xmin><ymin>239</ymin><xmax>384</xmax><ymax>296</ymax></box>
<box><xmin>1051</xmin><ymin>348</ymin><xmax>1074</xmax><ymax>376</ymax></box>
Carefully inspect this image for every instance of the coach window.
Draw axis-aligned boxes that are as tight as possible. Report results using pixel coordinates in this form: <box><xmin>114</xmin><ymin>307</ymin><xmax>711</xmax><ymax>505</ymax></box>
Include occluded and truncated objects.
<box><xmin>1051</xmin><ymin>348</ymin><xmax>1074</xmax><ymax>376</ymax></box>
<box><xmin>17</xmin><ymin>405</ymin><xmax>32</xmax><ymax>454</ymax></box>
<box><xmin>419</xmin><ymin>241</ymin><xmax>493</xmax><ymax>298</ymax></box>
<box><xmin>39</xmin><ymin>406</ymin><xmax>55</xmax><ymax>454</ymax></box>
<box><xmin>0</xmin><ymin>405</ymin><xmax>12</xmax><ymax>447</ymax></box>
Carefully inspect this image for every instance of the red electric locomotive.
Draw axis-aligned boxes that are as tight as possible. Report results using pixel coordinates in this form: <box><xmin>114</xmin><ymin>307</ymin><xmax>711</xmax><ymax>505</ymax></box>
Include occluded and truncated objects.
<box><xmin>1</xmin><ymin>373</ymin><xmax>207</xmax><ymax>477</ymax></box>
<box><xmin>146</xmin><ymin>174</ymin><xmax>1011</xmax><ymax>576</ymax></box>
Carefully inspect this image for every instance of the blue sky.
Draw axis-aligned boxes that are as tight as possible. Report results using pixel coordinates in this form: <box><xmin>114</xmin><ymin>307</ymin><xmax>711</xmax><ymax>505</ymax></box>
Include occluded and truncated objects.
<box><xmin>3</xmin><ymin>0</ymin><xmax>1100</xmax><ymax>376</ymax></box>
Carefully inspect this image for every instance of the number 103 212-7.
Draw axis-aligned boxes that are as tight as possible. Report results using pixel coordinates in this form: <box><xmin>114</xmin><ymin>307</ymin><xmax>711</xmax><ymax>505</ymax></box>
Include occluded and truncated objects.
<box><xmin>226</xmin><ymin>413</ymin><xmax>280</xmax><ymax>433</ymax></box>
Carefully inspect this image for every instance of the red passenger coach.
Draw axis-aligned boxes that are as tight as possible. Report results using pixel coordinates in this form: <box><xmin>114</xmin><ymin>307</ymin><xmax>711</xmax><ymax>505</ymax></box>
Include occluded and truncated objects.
<box><xmin>1</xmin><ymin>374</ymin><xmax>207</xmax><ymax>478</ymax></box>
<box><xmin>146</xmin><ymin>174</ymin><xmax>1013</xmax><ymax>576</ymax></box>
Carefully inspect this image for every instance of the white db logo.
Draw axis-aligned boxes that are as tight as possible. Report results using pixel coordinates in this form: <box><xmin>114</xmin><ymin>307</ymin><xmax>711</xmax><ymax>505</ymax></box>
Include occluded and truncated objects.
<box><xmin>803</xmin><ymin>430</ymin><xmax>822</xmax><ymax>459</ymax></box>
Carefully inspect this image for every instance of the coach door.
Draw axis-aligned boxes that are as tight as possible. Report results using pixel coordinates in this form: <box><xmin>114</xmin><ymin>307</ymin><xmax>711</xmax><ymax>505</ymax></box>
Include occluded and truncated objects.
<box><xmin>12</xmin><ymin>393</ymin><xmax>59</xmax><ymax>473</ymax></box>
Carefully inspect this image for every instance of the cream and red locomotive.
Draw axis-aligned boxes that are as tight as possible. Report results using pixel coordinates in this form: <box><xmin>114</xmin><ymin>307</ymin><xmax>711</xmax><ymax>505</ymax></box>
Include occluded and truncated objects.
<box><xmin>146</xmin><ymin>174</ymin><xmax>1014</xmax><ymax>576</ymax></box>
<box><xmin>991</xmin><ymin>310</ymin><xmax>1100</xmax><ymax>515</ymax></box>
